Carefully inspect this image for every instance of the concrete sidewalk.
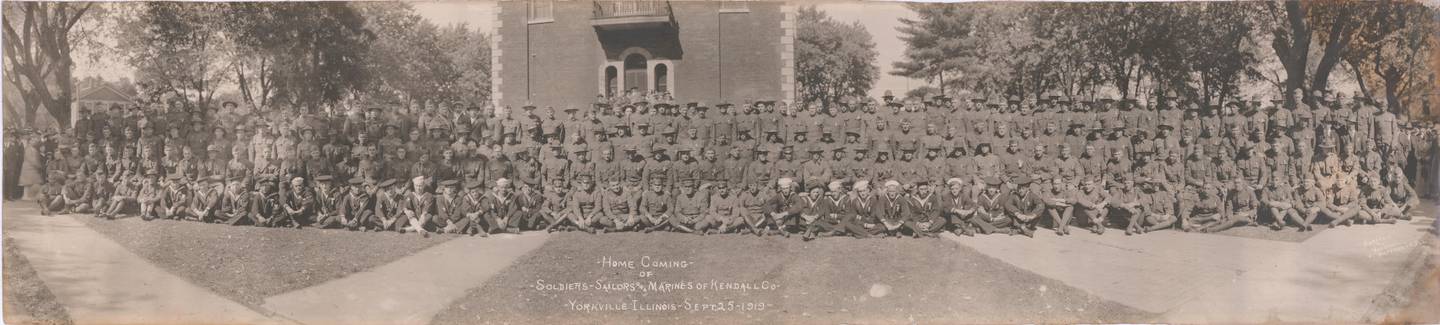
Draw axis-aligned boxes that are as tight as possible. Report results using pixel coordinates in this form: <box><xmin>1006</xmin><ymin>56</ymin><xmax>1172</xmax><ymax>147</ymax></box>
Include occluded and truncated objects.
<box><xmin>2</xmin><ymin>204</ymin><xmax>285</xmax><ymax>325</ymax></box>
<box><xmin>944</xmin><ymin>216</ymin><xmax>1436</xmax><ymax>323</ymax></box>
<box><xmin>260</xmin><ymin>231</ymin><xmax>549</xmax><ymax>325</ymax></box>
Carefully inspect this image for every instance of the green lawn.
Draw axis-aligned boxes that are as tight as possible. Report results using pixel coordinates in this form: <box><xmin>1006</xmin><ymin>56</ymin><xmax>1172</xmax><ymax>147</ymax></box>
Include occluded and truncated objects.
<box><xmin>71</xmin><ymin>215</ymin><xmax>454</xmax><ymax>308</ymax></box>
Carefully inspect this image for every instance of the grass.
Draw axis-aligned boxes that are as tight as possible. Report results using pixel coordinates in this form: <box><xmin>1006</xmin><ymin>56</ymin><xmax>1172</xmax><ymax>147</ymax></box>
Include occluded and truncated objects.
<box><xmin>2</xmin><ymin>236</ymin><xmax>75</xmax><ymax>325</ymax></box>
<box><xmin>71</xmin><ymin>215</ymin><xmax>454</xmax><ymax>308</ymax></box>
<box><xmin>430</xmin><ymin>231</ymin><xmax>1154</xmax><ymax>325</ymax></box>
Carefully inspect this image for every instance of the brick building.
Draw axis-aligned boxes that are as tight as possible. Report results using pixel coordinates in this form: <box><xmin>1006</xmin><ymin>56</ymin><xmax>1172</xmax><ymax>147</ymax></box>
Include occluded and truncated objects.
<box><xmin>491</xmin><ymin>1</ymin><xmax>795</xmax><ymax>111</ymax></box>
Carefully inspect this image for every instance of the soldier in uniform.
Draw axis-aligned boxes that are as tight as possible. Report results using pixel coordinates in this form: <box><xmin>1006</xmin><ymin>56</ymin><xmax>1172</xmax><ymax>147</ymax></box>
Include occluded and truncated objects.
<box><xmin>638</xmin><ymin>177</ymin><xmax>674</xmax><ymax>233</ymax></box>
<box><xmin>452</xmin><ymin>180</ymin><xmax>487</xmax><ymax>236</ymax></box>
<box><xmin>338</xmin><ymin>178</ymin><xmax>377</xmax><ymax>232</ymax></box>
<box><xmin>765</xmin><ymin>178</ymin><xmax>805</xmax><ymax>237</ymax></box>
<box><xmin>1200</xmin><ymin>180</ymin><xmax>1258</xmax><ymax>233</ymax></box>
<box><xmin>906</xmin><ymin>181</ymin><xmax>946</xmax><ymax>237</ymax></box>
<box><xmin>560</xmin><ymin>175</ymin><xmax>606</xmax><ymax>233</ymax></box>
<box><xmin>673</xmin><ymin>181</ymin><xmax>711</xmax><ymax>234</ymax></box>
<box><xmin>401</xmin><ymin>176</ymin><xmax>436</xmax><ymax>237</ymax></box>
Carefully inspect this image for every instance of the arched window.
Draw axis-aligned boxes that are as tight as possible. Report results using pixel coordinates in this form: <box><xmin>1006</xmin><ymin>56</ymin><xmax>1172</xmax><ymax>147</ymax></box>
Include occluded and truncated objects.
<box><xmin>605</xmin><ymin>66</ymin><xmax>619</xmax><ymax>97</ymax></box>
<box><xmin>654</xmin><ymin>64</ymin><xmax>669</xmax><ymax>94</ymax></box>
<box><xmin>624</xmin><ymin>54</ymin><xmax>648</xmax><ymax>93</ymax></box>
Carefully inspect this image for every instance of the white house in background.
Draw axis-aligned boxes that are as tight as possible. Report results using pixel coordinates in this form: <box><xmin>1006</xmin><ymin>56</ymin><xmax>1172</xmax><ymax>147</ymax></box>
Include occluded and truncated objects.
<box><xmin>71</xmin><ymin>84</ymin><xmax>136</xmax><ymax>126</ymax></box>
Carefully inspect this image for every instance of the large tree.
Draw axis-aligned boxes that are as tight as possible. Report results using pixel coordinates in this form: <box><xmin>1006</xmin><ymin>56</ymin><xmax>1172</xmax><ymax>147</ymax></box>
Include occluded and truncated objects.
<box><xmin>2</xmin><ymin>2</ymin><xmax>97</xmax><ymax>128</ymax></box>
<box><xmin>117</xmin><ymin>2</ymin><xmax>229</xmax><ymax>107</ymax></box>
<box><xmin>224</xmin><ymin>2</ymin><xmax>374</xmax><ymax>111</ymax></box>
<box><xmin>795</xmin><ymin>6</ymin><xmax>879</xmax><ymax>108</ymax></box>
<box><xmin>891</xmin><ymin>3</ymin><xmax>985</xmax><ymax>97</ymax></box>
<box><xmin>1342</xmin><ymin>1</ymin><xmax>1438</xmax><ymax>115</ymax></box>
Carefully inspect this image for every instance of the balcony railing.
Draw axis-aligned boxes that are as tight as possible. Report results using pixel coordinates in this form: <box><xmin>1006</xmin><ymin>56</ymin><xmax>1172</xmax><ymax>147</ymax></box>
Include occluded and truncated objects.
<box><xmin>593</xmin><ymin>1</ymin><xmax>671</xmax><ymax>20</ymax></box>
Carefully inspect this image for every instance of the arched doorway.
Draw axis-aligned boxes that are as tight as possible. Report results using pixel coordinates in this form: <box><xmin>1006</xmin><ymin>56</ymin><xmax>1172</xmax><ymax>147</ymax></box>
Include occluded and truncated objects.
<box><xmin>624</xmin><ymin>53</ymin><xmax>648</xmax><ymax>94</ymax></box>
<box><xmin>605</xmin><ymin>66</ymin><xmax>619</xmax><ymax>97</ymax></box>
<box><xmin>654</xmin><ymin>64</ymin><xmax>669</xmax><ymax>95</ymax></box>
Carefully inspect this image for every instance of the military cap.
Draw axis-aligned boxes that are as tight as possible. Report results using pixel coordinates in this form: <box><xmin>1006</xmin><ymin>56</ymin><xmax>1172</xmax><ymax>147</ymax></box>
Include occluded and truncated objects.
<box><xmin>883</xmin><ymin>90</ymin><xmax>895</xmax><ymax>99</ymax></box>
<box><xmin>1013</xmin><ymin>175</ymin><xmax>1033</xmax><ymax>186</ymax></box>
<box><xmin>465</xmin><ymin>180</ymin><xmax>484</xmax><ymax>189</ymax></box>
<box><xmin>207</xmin><ymin>175</ymin><xmax>225</xmax><ymax>183</ymax></box>
<box><xmin>440</xmin><ymin>179</ymin><xmax>459</xmax><ymax>187</ymax></box>
<box><xmin>899</xmin><ymin>142</ymin><xmax>918</xmax><ymax>152</ymax></box>
<box><xmin>316</xmin><ymin>175</ymin><xmax>333</xmax><ymax>182</ymax></box>
<box><xmin>347</xmin><ymin>177</ymin><xmax>365</xmax><ymax>185</ymax></box>
<box><xmin>946</xmin><ymin>178</ymin><xmax>965</xmax><ymax>186</ymax></box>
<box><xmin>228</xmin><ymin>175</ymin><xmax>247</xmax><ymax>183</ymax></box>
<box><xmin>379</xmin><ymin>178</ymin><xmax>398</xmax><ymax>188</ymax></box>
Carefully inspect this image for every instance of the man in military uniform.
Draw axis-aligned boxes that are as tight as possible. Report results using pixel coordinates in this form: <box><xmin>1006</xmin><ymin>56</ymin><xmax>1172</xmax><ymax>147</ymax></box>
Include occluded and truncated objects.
<box><xmin>766</xmin><ymin>178</ymin><xmax>805</xmax><ymax>237</ymax></box>
<box><xmin>673</xmin><ymin>181</ymin><xmax>711</xmax><ymax>234</ymax></box>
<box><xmin>338</xmin><ymin>177</ymin><xmax>377</xmax><ymax>232</ymax></box>
<box><xmin>638</xmin><ymin>177</ymin><xmax>674</xmax><ymax>233</ymax></box>
<box><xmin>189</xmin><ymin>175</ymin><xmax>224</xmax><ymax>223</ymax></box>
<box><xmin>310</xmin><ymin>175</ymin><xmax>348</xmax><ymax>229</ymax></box>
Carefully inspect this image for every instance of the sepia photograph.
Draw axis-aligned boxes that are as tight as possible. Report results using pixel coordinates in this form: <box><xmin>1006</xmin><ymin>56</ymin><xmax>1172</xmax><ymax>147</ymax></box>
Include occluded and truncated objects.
<box><xmin>2</xmin><ymin>0</ymin><xmax>1439</xmax><ymax>324</ymax></box>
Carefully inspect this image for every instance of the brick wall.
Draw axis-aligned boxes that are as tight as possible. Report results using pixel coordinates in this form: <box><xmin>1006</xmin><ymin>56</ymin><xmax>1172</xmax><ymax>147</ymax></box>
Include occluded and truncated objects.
<box><xmin>495</xmin><ymin>1</ymin><xmax>788</xmax><ymax>110</ymax></box>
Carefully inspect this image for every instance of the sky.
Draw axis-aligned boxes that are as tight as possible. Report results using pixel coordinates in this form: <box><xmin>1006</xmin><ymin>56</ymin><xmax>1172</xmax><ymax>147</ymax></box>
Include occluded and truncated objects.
<box><xmin>76</xmin><ymin>1</ymin><xmax>923</xmax><ymax>99</ymax></box>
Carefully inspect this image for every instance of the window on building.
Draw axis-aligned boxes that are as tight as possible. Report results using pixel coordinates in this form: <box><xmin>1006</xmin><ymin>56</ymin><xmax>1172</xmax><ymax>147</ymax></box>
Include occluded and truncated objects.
<box><xmin>528</xmin><ymin>1</ymin><xmax>554</xmax><ymax>23</ymax></box>
<box><xmin>605</xmin><ymin>66</ymin><xmax>619</xmax><ymax>97</ymax></box>
<box><xmin>624</xmin><ymin>54</ymin><xmax>648</xmax><ymax>94</ymax></box>
<box><xmin>654</xmin><ymin>64</ymin><xmax>669</xmax><ymax>94</ymax></box>
<box><xmin>719</xmin><ymin>1</ymin><xmax>749</xmax><ymax>13</ymax></box>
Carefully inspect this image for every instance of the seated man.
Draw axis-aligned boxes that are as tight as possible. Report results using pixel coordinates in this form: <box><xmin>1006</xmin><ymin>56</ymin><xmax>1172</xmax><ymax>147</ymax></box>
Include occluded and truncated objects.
<box><xmin>972</xmin><ymin>177</ymin><xmax>1015</xmax><ymax>235</ymax></box>
<box><xmin>137</xmin><ymin>174</ymin><xmax>164</xmax><ymax>221</ymax></box>
<box><xmin>483</xmin><ymin>178</ymin><xmax>523</xmax><ymax>234</ymax></box>
<box><xmin>402</xmin><ymin>176</ymin><xmax>435</xmax><ymax>237</ymax></box>
<box><xmin>339</xmin><ymin>178</ymin><xmax>378</xmax><ymax>232</ymax></box>
<box><xmin>159</xmin><ymin>174</ymin><xmax>191</xmax><ymax>220</ymax></box>
<box><xmin>310</xmin><ymin>175</ymin><xmax>347</xmax><ymax>229</ymax></box>
<box><xmin>276</xmin><ymin>176</ymin><xmax>314</xmax><ymax>229</ymax></box>
<box><xmin>599</xmin><ymin>180</ymin><xmax>640</xmax><ymax>233</ymax></box>
<box><xmin>189</xmin><ymin>175</ymin><xmax>224</xmax><ymax>223</ymax></box>
<box><xmin>538</xmin><ymin>178</ymin><xmax>572</xmax><ymax>232</ymax></box>
<box><xmin>1072</xmin><ymin>179</ymin><xmax>1110</xmax><ymax>235</ymax></box>
<box><xmin>940</xmin><ymin>178</ymin><xmax>978</xmax><ymax>237</ymax></box>
<box><xmin>876</xmin><ymin>180</ymin><xmax>916</xmax><ymax>238</ymax></box>
<box><xmin>906</xmin><ymin>181</ymin><xmax>946</xmax><ymax>238</ymax></box>
<box><xmin>638</xmin><ymin>178</ymin><xmax>674</xmax><ymax>233</ymax></box>
<box><xmin>1263</xmin><ymin>178</ymin><xmax>1301</xmax><ymax>231</ymax></box>
<box><xmin>1003</xmin><ymin>175</ymin><xmax>1045</xmax><ymax>237</ymax></box>
<box><xmin>456</xmin><ymin>180</ymin><xmax>488</xmax><ymax>236</ymax></box>
<box><xmin>62</xmin><ymin>174</ymin><xmax>93</xmax><ymax>214</ymax></box>
<box><xmin>434</xmin><ymin>179</ymin><xmax>468</xmax><ymax>234</ymax></box>
<box><xmin>1356</xmin><ymin>176</ymin><xmax>1401</xmax><ymax>225</ymax></box>
<box><xmin>738</xmin><ymin>183</ymin><xmax>773</xmax><ymax>236</ymax></box>
<box><xmin>562</xmin><ymin>175</ymin><xmax>605</xmax><ymax>233</ymax></box>
<box><xmin>703</xmin><ymin>181</ymin><xmax>745</xmax><ymax>235</ymax></box>
<box><xmin>1042</xmin><ymin>177</ymin><xmax>1075</xmax><ymax>236</ymax></box>
<box><xmin>1200</xmin><ymin>180</ymin><xmax>1258</xmax><ymax>233</ymax></box>
<box><xmin>372</xmin><ymin>179</ymin><xmax>404</xmax><ymax>232</ymax></box>
<box><xmin>1179</xmin><ymin>181</ymin><xmax>1225</xmax><ymax>232</ymax></box>
<box><xmin>1134</xmin><ymin>177</ymin><xmax>1179</xmax><ymax>234</ymax></box>
<box><xmin>766</xmin><ymin>178</ymin><xmax>806</xmax><ymax>237</ymax></box>
<box><xmin>672</xmin><ymin>181</ymin><xmax>710</xmax><ymax>234</ymax></box>
<box><xmin>38</xmin><ymin>174</ymin><xmax>67</xmax><ymax>216</ymax></box>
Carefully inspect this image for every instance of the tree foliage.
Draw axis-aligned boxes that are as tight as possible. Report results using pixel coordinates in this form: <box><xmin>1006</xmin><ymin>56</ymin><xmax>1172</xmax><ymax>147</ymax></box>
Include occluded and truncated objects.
<box><xmin>2</xmin><ymin>2</ymin><xmax>99</xmax><ymax>128</ymax></box>
<box><xmin>796</xmin><ymin>6</ymin><xmax>879</xmax><ymax>108</ymax></box>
